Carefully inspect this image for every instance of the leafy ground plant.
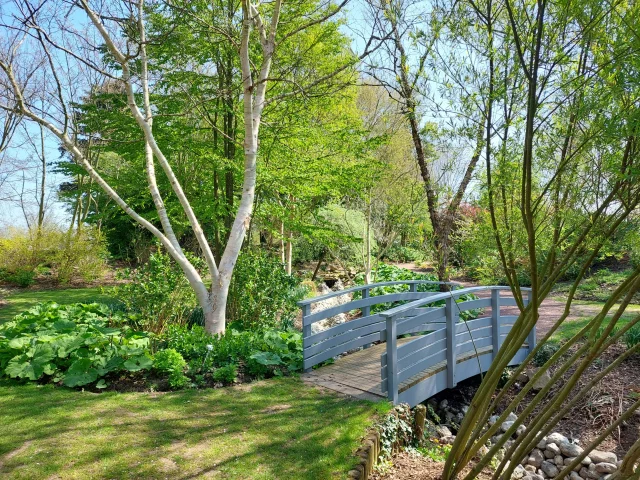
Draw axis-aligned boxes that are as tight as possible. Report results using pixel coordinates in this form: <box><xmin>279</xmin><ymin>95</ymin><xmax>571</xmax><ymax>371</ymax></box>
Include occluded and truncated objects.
<box><xmin>0</xmin><ymin>302</ymin><xmax>152</xmax><ymax>388</ymax></box>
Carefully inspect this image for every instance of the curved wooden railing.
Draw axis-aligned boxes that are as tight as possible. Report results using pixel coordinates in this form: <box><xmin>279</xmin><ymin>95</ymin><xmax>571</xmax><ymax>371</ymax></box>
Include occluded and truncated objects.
<box><xmin>300</xmin><ymin>283</ymin><xmax>535</xmax><ymax>406</ymax></box>
<box><xmin>299</xmin><ymin>280</ymin><xmax>462</xmax><ymax>370</ymax></box>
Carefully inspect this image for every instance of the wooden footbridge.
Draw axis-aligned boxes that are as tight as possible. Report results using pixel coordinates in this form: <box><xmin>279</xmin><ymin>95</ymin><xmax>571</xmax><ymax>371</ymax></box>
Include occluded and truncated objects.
<box><xmin>299</xmin><ymin>281</ymin><xmax>535</xmax><ymax>406</ymax></box>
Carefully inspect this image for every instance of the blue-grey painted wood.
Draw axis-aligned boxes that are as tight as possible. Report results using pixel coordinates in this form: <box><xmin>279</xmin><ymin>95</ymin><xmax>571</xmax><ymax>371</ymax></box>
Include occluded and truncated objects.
<box><xmin>386</xmin><ymin>316</ymin><xmax>398</xmax><ymax>403</ymax></box>
<box><xmin>397</xmin><ymin>334</ymin><xmax>447</xmax><ymax>371</ymax></box>
<box><xmin>491</xmin><ymin>289</ymin><xmax>501</xmax><ymax>358</ymax></box>
<box><xmin>456</xmin><ymin>326</ymin><xmax>493</xmax><ymax>344</ymax></box>
<box><xmin>455</xmin><ymin>298</ymin><xmax>492</xmax><ymax>311</ymax></box>
<box><xmin>304</xmin><ymin>314</ymin><xmax>382</xmax><ymax>347</ymax></box>
<box><xmin>500</xmin><ymin>297</ymin><xmax>519</xmax><ymax>307</ymax></box>
<box><xmin>456</xmin><ymin>336</ymin><xmax>493</xmax><ymax>355</ymax></box>
<box><xmin>445</xmin><ymin>296</ymin><xmax>457</xmax><ymax>388</ymax></box>
<box><xmin>303</xmin><ymin>292</ymin><xmax>431</xmax><ymax>325</ymax></box>
<box><xmin>303</xmin><ymin>320</ymin><xmax>386</xmax><ymax>359</ymax></box>
<box><xmin>455</xmin><ymin>316</ymin><xmax>492</xmax><ymax>334</ymax></box>
<box><xmin>396</xmin><ymin>307</ymin><xmax>446</xmax><ymax>335</ymax></box>
<box><xmin>298</xmin><ymin>280</ymin><xmax>463</xmax><ymax>307</ymax></box>
<box><xmin>302</xmin><ymin>303</ymin><xmax>312</xmax><ymax>373</ymax></box>
<box><xmin>303</xmin><ymin>331</ymin><xmax>382</xmax><ymax>369</ymax></box>
<box><xmin>500</xmin><ymin>315</ymin><xmax>520</xmax><ymax>324</ymax></box>
<box><xmin>398</xmin><ymin>350</ymin><xmax>448</xmax><ymax>384</ymax></box>
<box><xmin>395</xmin><ymin>327</ymin><xmax>447</xmax><ymax>360</ymax></box>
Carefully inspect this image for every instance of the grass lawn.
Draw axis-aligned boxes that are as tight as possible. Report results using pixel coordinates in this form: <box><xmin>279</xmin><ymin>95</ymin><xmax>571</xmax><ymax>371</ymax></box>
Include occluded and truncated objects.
<box><xmin>0</xmin><ymin>287</ymin><xmax>117</xmax><ymax>323</ymax></box>
<box><xmin>548</xmin><ymin>313</ymin><xmax>638</xmax><ymax>345</ymax></box>
<box><xmin>0</xmin><ymin>377</ymin><xmax>389</xmax><ymax>479</ymax></box>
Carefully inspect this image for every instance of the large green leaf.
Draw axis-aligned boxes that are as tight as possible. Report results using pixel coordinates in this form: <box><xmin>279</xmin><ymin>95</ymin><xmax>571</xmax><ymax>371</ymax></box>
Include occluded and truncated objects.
<box><xmin>250</xmin><ymin>351</ymin><xmax>283</xmax><ymax>366</ymax></box>
<box><xmin>5</xmin><ymin>344</ymin><xmax>56</xmax><ymax>380</ymax></box>
<box><xmin>63</xmin><ymin>358</ymin><xmax>98</xmax><ymax>387</ymax></box>
<box><xmin>123</xmin><ymin>354</ymin><xmax>152</xmax><ymax>372</ymax></box>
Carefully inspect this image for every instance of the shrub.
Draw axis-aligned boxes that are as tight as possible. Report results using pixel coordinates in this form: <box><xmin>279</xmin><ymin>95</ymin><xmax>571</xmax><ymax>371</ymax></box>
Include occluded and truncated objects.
<box><xmin>381</xmin><ymin>244</ymin><xmax>426</xmax><ymax>263</ymax></box>
<box><xmin>0</xmin><ymin>226</ymin><xmax>108</xmax><ymax>286</ymax></box>
<box><xmin>160</xmin><ymin>324</ymin><xmax>303</xmax><ymax>380</ymax></box>
<box><xmin>227</xmin><ymin>251</ymin><xmax>307</xmax><ymax>330</ymax></box>
<box><xmin>533</xmin><ymin>342</ymin><xmax>560</xmax><ymax>367</ymax></box>
<box><xmin>354</xmin><ymin>263</ymin><xmax>481</xmax><ymax>320</ymax></box>
<box><xmin>112</xmin><ymin>250</ymin><xmax>204</xmax><ymax>333</ymax></box>
<box><xmin>624</xmin><ymin>324</ymin><xmax>640</xmax><ymax>350</ymax></box>
<box><xmin>0</xmin><ymin>302</ymin><xmax>152</xmax><ymax>388</ymax></box>
<box><xmin>212</xmin><ymin>363</ymin><xmax>238</xmax><ymax>384</ymax></box>
<box><xmin>168</xmin><ymin>370</ymin><xmax>190</xmax><ymax>389</ymax></box>
<box><xmin>153</xmin><ymin>348</ymin><xmax>187</xmax><ymax>373</ymax></box>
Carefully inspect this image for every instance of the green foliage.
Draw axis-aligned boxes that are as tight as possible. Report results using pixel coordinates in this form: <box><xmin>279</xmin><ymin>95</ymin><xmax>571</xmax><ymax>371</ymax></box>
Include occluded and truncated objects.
<box><xmin>212</xmin><ymin>363</ymin><xmax>237</xmax><ymax>384</ymax></box>
<box><xmin>382</xmin><ymin>244</ymin><xmax>426</xmax><ymax>263</ymax></box>
<box><xmin>0</xmin><ymin>226</ymin><xmax>108</xmax><ymax>286</ymax></box>
<box><xmin>417</xmin><ymin>442</ymin><xmax>452</xmax><ymax>462</ymax></box>
<box><xmin>354</xmin><ymin>264</ymin><xmax>481</xmax><ymax>320</ymax></box>
<box><xmin>112</xmin><ymin>250</ymin><xmax>204</xmax><ymax>332</ymax></box>
<box><xmin>0</xmin><ymin>303</ymin><xmax>151</xmax><ymax>388</ymax></box>
<box><xmin>533</xmin><ymin>342</ymin><xmax>560</xmax><ymax>367</ymax></box>
<box><xmin>153</xmin><ymin>348</ymin><xmax>187</xmax><ymax>373</ymax></box>
<box><xmin>227</xmin><ymin>251</ymin><xmax>307</xmax><ymax>330</ymax></box>
<box><xmin>161</xmin><ymin>324</ymin><xmax>303</xmax><ymax>380</ymax></box>
<box><xmin>623</xmin><ymin>324</ymin><xmax>640</xmax><ymax>350</ymax></box>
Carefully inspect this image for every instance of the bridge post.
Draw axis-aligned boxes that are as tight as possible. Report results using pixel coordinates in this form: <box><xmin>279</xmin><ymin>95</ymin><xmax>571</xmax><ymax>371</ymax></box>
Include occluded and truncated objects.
<box><xmin>491</xmin><ymin>289</ymin><xmax>501</xmax><ymax>359</ymax></box>
<box><xmin>362</xmin><ymin>287</ymin><xmax>372</xmax><ymax>349</ymax></box>
<box><xmin>302</xmin><ymin>303</ymin><xmax>312</xmax><ymax>373</ymax></box>
<box><xmin>525</xmin><ymin>290</ymin><xmax>536</xmax><ymax>351</ymax></box>
<box><xmin>409</xmin><ymin>282</ymin><xmax>418</xmax><ymax>293</ymax></box>
<box><xmin>385</xmin><ymin>315</ymin><xmax>398</xmax><ymax>403</ymax></box>
<box><xmin>445</xmin><ymin>296</ymin><xmax>457</xmax><ymax>388</ymax></box>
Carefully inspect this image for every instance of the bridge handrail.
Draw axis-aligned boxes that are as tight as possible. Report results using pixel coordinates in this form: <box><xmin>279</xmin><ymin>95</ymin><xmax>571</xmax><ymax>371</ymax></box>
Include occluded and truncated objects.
<box><xmin>297</xmin><ymin>280</ymin><xmax>462</xmax><ymax>307</ymax></box>
<box><xmin>379</xmin><ymin>285</ymin><xmax>532</xmax><ymax>320</ymax></box>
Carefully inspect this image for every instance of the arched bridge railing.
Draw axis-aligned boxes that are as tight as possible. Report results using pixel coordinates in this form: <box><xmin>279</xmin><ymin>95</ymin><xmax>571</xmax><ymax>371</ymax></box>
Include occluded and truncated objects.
<box><xmin>299</xmin><ymin>280</ymin><xmax>462</xmax><ymax>370</ymax></box>
<box><xmin>300</xmin><ymin>283</ymin><xmax>535</xmax><ymax>406</ymax></box>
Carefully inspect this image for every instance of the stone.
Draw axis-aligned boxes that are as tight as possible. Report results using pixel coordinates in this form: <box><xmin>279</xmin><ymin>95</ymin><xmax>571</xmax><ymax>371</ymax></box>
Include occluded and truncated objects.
<box><xmin>528</xmin><ymin>449</ymin><xmax>545</xmax><ymax>468</ymax></box>
<box><xmin>541</xmin><ymin>460</ymin><xmax>560</xmax><ymax>477</ymax></box>
<box><xmin>582</xmin><ymin>457</ymin><xmax>591</xmax><ymax>466</ymax></box>
<box><xmin>579</xmin><ymin>463</ymin><xmax>600</xmax><ymax>479</ymax></box>
<box><xmin>512</xmin><ymin>464</ymin><xmax>527</xmax><ymax>479</ymax></box>
<box><xmin>516</xmin><ymin>425</ymin><xmax>527</xmax><ymax>437</ymax></box>
<box><xmin>439</xmin><ymin>399</ymin><xmax>448</xmax><ymax>409</ymax></box>
<box><xmin>436</xmin><ymin>425</ymin><xmax>452</xmax><ymax>438</ymax></box>
<box><xmin>441</xmin><ymin>435</ymin><xmax>456</xmax><ymax>445</ymax></box>
<box><xmin>531</xmin><ymin>370</ymin><xmax>552</xmax><ymax>391</ymax></box>
<box><xmin>589</xmin><ymin>450</ymin><xmax>617</xmax><ymax>464</ymax></box>
<box><xmin>569</xmin><ymin>472</ymin><xmax>584</xmax><ymax>480</ymax></box>
<box><xmin>579</xmin><ymin>467</ymin><xmax>591</xmax><ymax>479</ymax></box>
<box><xmin>544</xmin><ymin>449</ymin><xmax>555</xmax><ymax>459</ymax></box>
<box><xmin>507</xmin><ymin>412</ymin><xmax>518</xmax><ymax>422</ymax></box>
<box><xmin>527</xmin><ymin>474</ymin><xmax>544</xmax><ymax>480</ymax></box>
<box><xmin>547</xmin><ymin>443</ymin><xmax>561</xmax><ymax>456</ymax></box>
<box><xmin>502</xmin><ymin>421</ymin><xmax>515</xmax><ymax>433</ymax></box>
<box><xmin>547</xmin><ymin>433</ymin><xmax>569</xmax><ymax>445</ymax></box>
<box><xmin>616</xmin><ymin>460</ymin><xmax>623</xmax><ymax>469</ymax></box>
<box><xmin>537</xmin><ymin>438</ymin><xmax>548</xmax><ymax>449</ymax></box>
<box><xmin>516</xmin><ymin>371</ymin><xmax>530</xmax><ymax>383</ymax></box>
<box><xmin>564</xmin><ymin>457</ymin><xmax>582</xmax><ymax>472</ymax></box>
<box><xmin>595</xmin><ymin>463</ymin><xmax>617</xmax><ymax>474</ymax></box>
<box><xmin>489</xmin><ymin>415</ymin><xmax>500</xmax><ymax>425</ymax></box>
<box><xmin>555</xmin><ymin>455</ymin><xmax>564</xmax><ymax>467</ymax></box>
<box><xmin>525</xmin><ymin>465</ymin><xmax>537</xmax><ymax>473</ymax></box>
<box><xmin>559</xmin><ymin>441</ymin><xmax>584</xmax><ymax>458</ymax></box>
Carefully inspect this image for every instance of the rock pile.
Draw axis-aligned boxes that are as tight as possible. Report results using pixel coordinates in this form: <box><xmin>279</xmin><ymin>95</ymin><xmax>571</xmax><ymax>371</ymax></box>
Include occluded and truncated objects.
<box><xmin>518</xmin><ymin>432</ymin><xmax>621</xmax><ymax>480</ymax></box>
<box><xmin>431</xmin><ymin>398</ymin><xmax>623</xmax><ymax>480</ymax></box>
<box><xmin>309</xmin><ymin>280</ymin><xmax>352</xmax><ymax>334</ymax></box>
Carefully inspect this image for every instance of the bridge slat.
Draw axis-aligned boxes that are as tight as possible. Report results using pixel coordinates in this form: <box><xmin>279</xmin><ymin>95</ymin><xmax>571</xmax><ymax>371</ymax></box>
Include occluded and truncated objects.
<box><xmin>396</xmin><ymin>306</ymin><xmax>446</xmax><ymax>335</ymax></box>
<box><xmin>398</xmin><ymin>349</ymin><xmax>448</xmax><ymax>384</ymax></box>
<box><xmin>456</xmin><ymin>298</ymin><xmax>491</xmax><ymax>311</ymax></box>
<box><xmin>397</xmin><ymin>333</ymin><xmax>447</xmax><ymax>372</ymax></box>
<box><xmin>303</xmin><ymin>331</ymin><xmax>382</xmax><ymax>369</ymax></box>
<box><xmin>303</xmin><ymin>292</ymin><xmax>430</xmax><ymax>325</ymax></box>
<box><xmin>304</xmin><ymin>319</ymin><xmax>385</xmax><ymax>359</ymax></box>
<box><xmin>456</xmin><ymin>325</ymin><xmax>492</xmax><ymax>343</ymax></box>
<box><xmin>456</xmin><ymin>336</ymin><xmax>493</xmax><ymax>355</ymax></box>
<box><xmin>455</xmin><ymin>316</ymin><xmax>492</xmax><ymax>334</ymax></box>
<box><xmin>395</xmin><ymin>326</ymin><xmax>447</xmax><ymax>359</ymax></box>
<box><xmin>304</xmin><ymin>314</ymin><xmax>382</xmax><ymax>347</ymax></box>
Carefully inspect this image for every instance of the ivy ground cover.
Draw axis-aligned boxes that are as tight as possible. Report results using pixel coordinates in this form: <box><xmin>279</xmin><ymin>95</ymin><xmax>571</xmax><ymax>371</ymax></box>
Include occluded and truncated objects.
<box><xmin>0</xmin><ymin>377</ymin><xmax>389</xmax><ymax>479</ymax></box>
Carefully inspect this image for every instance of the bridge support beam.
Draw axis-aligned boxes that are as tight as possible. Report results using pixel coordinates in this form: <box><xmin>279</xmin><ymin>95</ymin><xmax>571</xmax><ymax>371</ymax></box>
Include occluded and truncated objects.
<box><xmin>385</xmin><ymin>315</ymin><xmax>398</xmax><ymax>403</ymax></box>
<box><xmin>445</xmin><ymin>296</ymin><xmax>458</xmax><ymax>389</ymax></box>
<box><xmin>491</xmin><ymin>289</ymin><xmax>501</xmax><ymax>359</ymax></box>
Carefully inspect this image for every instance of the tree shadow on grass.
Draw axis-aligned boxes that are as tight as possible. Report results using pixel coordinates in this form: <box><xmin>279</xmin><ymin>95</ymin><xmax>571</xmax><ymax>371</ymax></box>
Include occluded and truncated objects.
<box><xmin>0</xmin><ymin>378</ymin><xmax>387</xmax><ymax>479</ymax></box>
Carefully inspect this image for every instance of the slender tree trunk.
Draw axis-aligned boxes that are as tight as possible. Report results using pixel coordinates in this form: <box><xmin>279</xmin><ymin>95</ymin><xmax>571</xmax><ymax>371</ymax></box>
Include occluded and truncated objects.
<box><xmin>285</xmin><ymin>229</ymin><xmax>293</xmax><ymax>275</ymax></box>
